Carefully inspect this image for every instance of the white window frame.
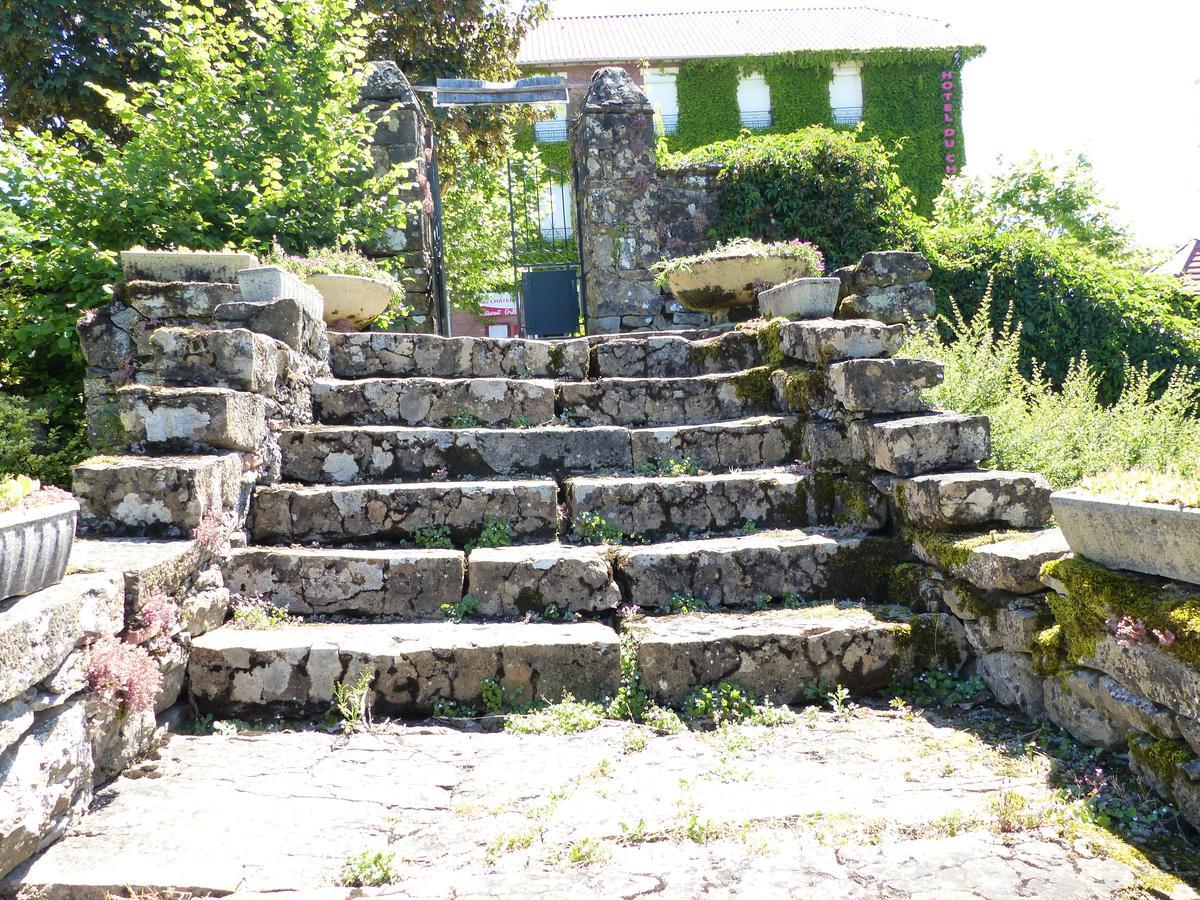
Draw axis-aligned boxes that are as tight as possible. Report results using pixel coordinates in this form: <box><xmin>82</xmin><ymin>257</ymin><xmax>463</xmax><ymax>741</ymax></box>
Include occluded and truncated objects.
<box><xmin>642</xmin><ymin>66</ymin><xmax>680</xmax><ymax>135</ymax></box>
<box><xmin>829</xmin><ymin>62</ymin><xmax>863</xmax><ymax>125</ymax></box>
<box><xmin>533</xmin><ymin>73</ymin><xmax>570</xmax><ymax>143</ymax></box>
<box><xmin>736</xmin><ymin>71</ymin><xmax>772</xmax><ymax>129</ymax></box>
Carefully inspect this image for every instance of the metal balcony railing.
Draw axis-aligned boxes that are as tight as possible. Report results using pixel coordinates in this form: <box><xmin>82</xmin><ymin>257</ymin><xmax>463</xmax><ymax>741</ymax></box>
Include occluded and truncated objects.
<box><xmin>832</xmin><ymin>106</ymin><xmax>863</xmax><ymax>126</ymax></box>
<box><xmin>740</xmin><ymin>110</ymin><xmax>773</xmax><ymax>130</ymax></box>
<box><xmin>533</xmin><ymin>119</ymin><xmax>568</xmax><ymax>143</ymax></box>
<box><xmin>658</xmin><ymin>113</ymin><xmax>679</xmax><ymax>135</ymax></box>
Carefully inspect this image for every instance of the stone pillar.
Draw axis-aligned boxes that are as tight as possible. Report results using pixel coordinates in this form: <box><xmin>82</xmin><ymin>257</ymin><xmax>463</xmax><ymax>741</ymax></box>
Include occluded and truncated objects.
<box><xmin>360</xmin><ymin>61</ymin><xmax>438</xmax><ymax>333</ymax></box>
<box><xmin>573</xmin><ymin>68</ymin><xmax>716</xmax><ymax>334</ymax></box>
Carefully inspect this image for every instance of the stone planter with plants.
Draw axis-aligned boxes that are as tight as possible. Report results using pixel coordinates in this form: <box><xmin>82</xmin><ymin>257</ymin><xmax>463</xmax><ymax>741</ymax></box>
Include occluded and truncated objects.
<box><xmin>0</xmin><ymin>475</ymin><xmax>79</xmax><ymax>601</ymax></box>
<box><xmin>266</xmin><ymin>247</ymin><xmax>408</xmax><ymax>330</ymax></box>
<box><xmin>1050</xmin><ymin>469</ymin><xmax>1200</xmax><ymax>585</ymax></box>
<box><xmin>652</xmin><ymin>237</ymin><xmax>825</xmax><ymax>315</ymax></box>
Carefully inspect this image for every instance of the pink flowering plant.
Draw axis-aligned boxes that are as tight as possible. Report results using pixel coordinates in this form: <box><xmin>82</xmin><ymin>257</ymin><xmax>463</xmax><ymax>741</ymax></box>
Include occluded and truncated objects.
<box><xmin>87</xmin><ymin>636</ymin><xmax>162</xmax><ymax>714</ymax></box>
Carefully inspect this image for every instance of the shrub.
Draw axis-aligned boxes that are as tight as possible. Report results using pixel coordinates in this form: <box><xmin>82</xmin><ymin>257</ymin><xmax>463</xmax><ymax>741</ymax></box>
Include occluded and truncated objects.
<box><xmin>902</xmin><ymin>294</ymin><xmax>1200</xmax><ymax>488</ymax></box>
<box><xmin>87</xmin><ymin>636</ymin><xmax>162</xmax><ymax>712</ymax></box>
<box><xmin>921</xmin><ymin>223</ymin><xmax>1200</xmax><ymax>404</ymax></box>
<box><xmin>662</xmin><ymin>127</ymin><xmax>920</xmax><ymax>269</ymax></box>
<box><xmin>0</xmin><ymin>0</ymin><xmax>410</xmax><ymax>471</ymax></box>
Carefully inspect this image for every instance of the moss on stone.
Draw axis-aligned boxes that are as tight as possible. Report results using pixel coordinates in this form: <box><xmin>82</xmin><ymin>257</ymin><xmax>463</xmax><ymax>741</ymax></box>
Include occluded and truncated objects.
<box><xmin>777</xmin><ymin>367</ymin><xmax>827</xmax><ymax>416</ymax></box>
<box><xmin>688</xmin><ymin>336</ymin><xmax>724</xmax><ymax>367</ymax></box>
<box><xmin>944</xmin><ymin>579</ymin><xmax>1005</xmax><ymax>623</ymax></box>
<box><xmin>547</xmin><ymin>343</ymin><xmax>565</xmax><ymax>376</ymax></box>
<box><xmin>887</xmin><ymin>563</ymin><xmax>927</xmax><ymax>611</ymax></box>
<box><xmin>910</xmin><ymin>528</ymin><xmax>1034</xmax><ymax>573</ymax></box>
<box><xmin>1128</xmin><ymin>732</ymin><xmax>1195</xmax><ymax>792</ymax></box>
<box><xmin>731</xmin><ymin>365</ymin><xmax>776</xmax><ymax>408</ymax></box>
<box><xmin>832</xmin><ymin>481</ymin><xmax>877</xmax><ymax>527</ymax></box>
<box><xmin>1042</xmin><ymin>556</ymin><xmax>1200</xmax><ymax>670</ymax></box>
<box><xmin>754</xmin><ymin>318</ymin><xmax>785</xmax><ymax>368</ymax></box>
<box><xmin>822</xmin><ymin>536</ymin><xmax>907</xmax><ymax>603</ymax></box>
<box><xmin>903</xmin><ymin>614</ymin><xmax>964</xmax><ymax>671</ymax></box>
<box><xmin>1030</xmin><ymin>624</ymin><xmax>1067</xmax><ymax>677</ymax></box>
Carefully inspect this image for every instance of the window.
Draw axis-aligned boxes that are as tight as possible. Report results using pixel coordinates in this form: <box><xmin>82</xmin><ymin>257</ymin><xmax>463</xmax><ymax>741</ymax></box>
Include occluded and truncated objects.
<box><xmin>829</xmin><ymin>62</ymin><xmax>863</xmax><ymax>125</ymax></box>
<box><xmin>487</xmin><ymin>324</ymin><xmax>511</xmax><ymax>339</ymax></box>
<box><xmin>533</xmin><ymin>101</ymin><xmax>568</xmax><ymax>143</ymax></box>
<box><xmin>737</xmin><ymin>72</ymin><xmax>772</xmax><ymax>129</ymax></box>
<box><xmin>537</xmin><ymin>181</ymin><xmax>574</xmax><ymax>241</ymax></box>
<box><xmin>642</xmin><ymin>67</ymin><xmax>679</xmax><ymax>135</ymax></box>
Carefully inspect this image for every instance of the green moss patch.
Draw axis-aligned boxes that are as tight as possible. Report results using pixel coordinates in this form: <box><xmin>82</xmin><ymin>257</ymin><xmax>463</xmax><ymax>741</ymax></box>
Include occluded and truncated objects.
<box><xmin>731</xmin><ymin>366</ymin><xmax>776</xmax><ymax>408</ymax></box>
<box><xmin>910</xmin><ymin>528</ymin><xmax>1036</xmax><ymax>572</ymax></box>
<box><xmin>887</xmin><ymin>563</ymin><xmax>927</xmax><ymax>611</ymax></box>
<box><xmin>1128</xmin><ymin>733</ymin><xmax>1196</xmax><ymax>792</ymax></box>
<box><xmin>1041</xmin><ymin>556</ymin><xmax>1200</xmax><ymax>670</ymax></box>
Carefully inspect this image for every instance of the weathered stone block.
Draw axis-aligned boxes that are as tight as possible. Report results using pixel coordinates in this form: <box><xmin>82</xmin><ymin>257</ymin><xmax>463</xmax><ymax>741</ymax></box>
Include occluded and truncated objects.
<box><xmin>898</xmin><ymin>470</ymin><xmax>1053</xmax><ymax>530</ymax></box>
<box><xmin>77</xmin><ymin>302</ymin><xmax>141</xmax><ymax>371</ymax></box>
<box><xmin>853</xmin><ymin>251</ymin><xmax>933</xmax><ymax>289</ymax></box>
<box><xmin>86</xmin><ymin>696</ymin><xmax>158</xmax><ymax>785</ymax></box>
<box><xmin>630</xmin><ymin>416</ymin><xmax>800</xmax><ymax>473</ymax></box>
<box><xmin>0</xmin><ymin>701</ymin><xmax>93</xmax><ymax>878</ymax></box>
<box><xmin>559</xmin><ymin>370</ymin><xmax>772</xmax><ymax>427</ymax></box>
<box><xmin>466</xmin><ymin>544</ymin><xmax>621</xmax><ymax>616</ymax></box>
<box><xmin>977</xmin><ymin>650</ymin><xmax>1045</xmax><ymax>719</ymax></box>
<box><xmin>1043</xmin><ymin>668</ymin><xmax>1179</xmax><ymax>750</ymax></box>
<box><xmin>121</xmin><ymin>250</ymin><xmax>258</xmax><ymax>284</ymax></box>
<box><xmin>615</xmin><ymin>531</ymin><xmax>901</xmax><ymax>610</ymax></box>
<box><xmin>224</xmin><ymin>547</ymin><xmax>465</xmax><ymax>617</ymax></box>
<box><xmin>0</xmin><ymin>573</ymin><xmax>123</xmax><ymax>704</ymax></box>
<box><xmin>118</xmin><ymin>386</ymin><xmax>268</xmax><ymax>453</ymax></box>
<box><xmin>72</xmin><ymin>453</ymin><xmax>241</xmax><ymax>538</ymax></box>
<box><xmin>839</xmin><ymin>281</ymin><xmax>935</xmax><ymax>325</ymax></box>
<box><xmin>961</xmin><ymin>595</ymin><xmax>1051</xmax><ymax>653</ymax></box>
<box><xmin>827</xmin><ymin>358</ymin><xmax>942</xmax><ymax>414</ymax></box>
<box><xmin>313</xmin><ymin>377</ymin><xmax>556</xmax><ymax>428</ymax></box>
<box><xmin>757</xmin><ymin>278</ymin><xmax>841</xmax><ymax>319</ymax></box>
<box><xmin>801</xmin><ymin>421</ymin><xmax>856</xmax><ymax>469</ymax></box>
<box><xmin>628</xmin><ymin>606</ymin><xmax>965</xmax><ymax>706</ymax></box>
<box><xmin>590</xmin><ymin>331</ymin><xmax>762</xmax><ymax>378</ymax></box>
<box><xmin>68</xmin><ymin>538</ymin><xmax>214</xmax><ymax>612</ymax></box>
<box><xmin>121</xmin><ymin>281</ymin><xmax>241</xmax><ymax>321</ymax></box>
<box><xmin>280</xmin><ymin>424</ymin><xmax>632</xmax><ymax>484</ymax></box>
<box><xmin>914</xmin><ymin>529</ymin><xmax>1069</xmax><ymax>595</ymax></box>
<box><xmin>779</xmin><ymin>318</ymin><xmax>905</xmax><ymax>364</ymax></box>
<box><xmin>329</xmin><ymin>332</ymin><xmax>589</xmax><ymax>380</ymax></box>
<box><xmin>249</xmin><ymin>480</ymin><xmax>559</xmax><ymax>546</ymax></box>
<box><xmin>187</xmin><ymin>621</ymin><xmax>621</xmax><ymax>715</ymax></box>
<box><xmin>850</xmin><ymin>413</ymin><xmax>991</xmax><ymax>477</ymax></box>
<box><xmin>236</xmin><ymin>267</ymin><xmax>324</xmax><ymax>322</ymax></box>
<box><xmin>141</xmin><ymin>327</ymin><xmax>287</xmax><ymax>395</ymax></box>
<box><xmin>213</xmin><ymin>297</ymin><xmax>328</xmax><ymax>363</ymax></box>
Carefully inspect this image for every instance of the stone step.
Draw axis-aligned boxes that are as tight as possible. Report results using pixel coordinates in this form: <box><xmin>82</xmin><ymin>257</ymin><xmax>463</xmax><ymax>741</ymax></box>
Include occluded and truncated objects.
<box><xmin>278</xmin><ymin>424</ymin><xmax>632</xmax><ymax>484</ymax></box>
<box><xmin>466</xmin><ymin>543</ymin><xmax>621</xmax><ymax>617</ymax></box>
<box><xmin>614</xmin><ymin>530</ymin><xmax>903</xmax><ymax>610</ymax></box>
<box><xmin>329</xmin><ymin>332</ymin><xmax>589</xmax><ymax>380</ymax></box>
<box><xmin>72</xmin><ymin>453</ymin><xmax>243</xmax><ymax>538</ymax></box>
<box><xmin>558</xmin><ymin>369</ymin><xmax>774</xmax><ymax>427</ymax></box>
<box><xmin>779</xmin><ymin>318</ymin><xmax>905</xmax><ymax>364</ymax></box>
<box><xmin>896</xmin><ymin>470</ymin><xmax>1053</xmax><ymax>530</ymax></box>
<box><xmin>249</xmin><ymin>479</ymin><xmax>559</xmax><ymax>546</ymax></box>
<box><xmin>850</xmin><ymin>412</ymin><xmax>991</xmax><ymax>476</ymax></box>
<box><xmin>119</xmin><ymin>280</ymin><xmax>240</xmax><ymax>321</ymax></box>
<box><xmin>590</xmin><ymin>329</ymin><xmax>763</xmax><ymax>378</ymax></box>
<box><xmin>313</xmin><ymin>376</ymin><xmax>556</xmax><ymax>427</ymax></box>
<box><xmin>118</xmin><ymin>385</ymin><xmax>268</xmax><ymax>453</ymax></box>
<box><xmin>912</xmin><ymin>527</ymin><xmax>1070</xmax><ymax>595</ymax></box>
<box><xmin>772</xmin><ymin>358</ymin><xmax>941</xmax><ymax>419</ymax></box>
<box><xmin>187</xmin><ymin>620</ymin><xmax>621</xmax><ymax>716</ymax></box>
<box><xmin>223</xmin><ymin>546</ymin><xmax>466</xmax><ymax>618</ymax></box>
<box><xmin>138</xmin><ymin>326</ymin><xmax>291</xmax><ymax>395</ymax></box>
<box><xmin>565</xmin><ymin>470</ymin><xmax>887</xmax><ymax>542</ymax></box>
<box><xmin>629</xmin><ymin>415</ymin><xmax>801</xmax><ymax>473</ymax></box>
<box><xmin>626</xmin><ymin>606</ymin><xmax>968</xmax><ymax>707</ymax></box>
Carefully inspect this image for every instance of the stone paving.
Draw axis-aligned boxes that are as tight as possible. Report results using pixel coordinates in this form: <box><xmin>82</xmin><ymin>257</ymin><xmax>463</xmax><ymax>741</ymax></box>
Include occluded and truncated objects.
<box><xmin>7</xmin><ymin>704</ymin><xmax>1198</xmax><ymax>899</ymax></box>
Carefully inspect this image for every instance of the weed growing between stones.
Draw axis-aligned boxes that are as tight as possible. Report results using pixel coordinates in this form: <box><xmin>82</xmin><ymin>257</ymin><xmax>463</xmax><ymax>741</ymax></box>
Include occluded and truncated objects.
<box><xmin>228</xmin><ymin>595</ymin><xmax>293</xmax><ymax>630</ymax></box>
<box><xmin>485</xmin><ymin>827</ymin><xmax>540</xmax><ymax>862</ymax></box>
<box><xmin>466</xmin><ymin>516</ymin><xmax>513</xmax><ymax>552</ymax></box>
<box><xmin>681</xmin><ymin>682</ymin><xmax>796</xmax><ymax>728</ymax></box>
<box><xmin>449</xmin><ymin>409</ymin><xmax>479</xmax><ymax>429</ymax></box>
<box><xmin>664</xmin><ymin>590</ymin><xmax>701</xmax><ymax>614</ymax></box>
<box><xmin>825</xmin><ymin>684</ymin><xmax>853</xmax><ymax>717</ymax></box>
<box><xmin>87</xmin><ymin>636</ymin><xmax>161</xmax><ymax>713</ymax></box>
<box><xmin>511</xmin><ymin>414</ymin><xmax>533</xmax><ymax>428</ymax></box>
<box><xmin>573</xmin><ymin>511</ymin><xmax>625</xmax><ymax>545</ymax></box>
<box><xmin>633</xmin><ymin>456</ymin><xmax>700</xmax><ymax>477</ymax></box>
<box><xmin>340</xmin><ymin>850</ymin><xmax>396</xmax><ymax>887</ymax></box>
<box><xmin>413</xmin><ymin>525</ymin><xmax>453</xmax><ymax>549</ymax></box>
<box><xmin>890</xmin><ymin>669</ymin><xmax>986</xmax><ymax>710</ymax></box>
<box><xmin>440</xmin><ymin>594</ymin><xmax>479</xmax><ymax>623</ymax></box>
<box><xmin>329</xmin><ymin>669</ymin><xmax>374</xmax><ymax>734</ymax></box>
<box><xmin>564</xmin><ymin>836</ymin><xmax>609</xmax><ymax>866</ymax></box>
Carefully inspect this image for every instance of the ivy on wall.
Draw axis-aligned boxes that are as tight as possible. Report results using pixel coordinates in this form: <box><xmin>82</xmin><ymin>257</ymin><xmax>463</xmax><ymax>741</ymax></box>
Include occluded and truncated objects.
<box><xmin>522</xmin><ymin>47</ymin><xmax>980</xmax><ymax>214</ymax></box>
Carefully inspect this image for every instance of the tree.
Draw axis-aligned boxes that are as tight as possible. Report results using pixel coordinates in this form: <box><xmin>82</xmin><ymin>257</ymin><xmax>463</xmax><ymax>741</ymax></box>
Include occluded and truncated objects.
<box><xmin>932</xmin><ymin>153</ymin><xmax>1134</xmax><ymax>261</ymax></box>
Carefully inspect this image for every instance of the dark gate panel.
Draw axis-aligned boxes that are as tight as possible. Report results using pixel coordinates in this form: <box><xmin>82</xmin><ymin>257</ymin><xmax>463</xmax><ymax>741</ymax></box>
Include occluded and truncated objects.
<box><xmin>522</xmin><ymin>268</ymin><xmax>580</xmax><ymax>337</ymax></box>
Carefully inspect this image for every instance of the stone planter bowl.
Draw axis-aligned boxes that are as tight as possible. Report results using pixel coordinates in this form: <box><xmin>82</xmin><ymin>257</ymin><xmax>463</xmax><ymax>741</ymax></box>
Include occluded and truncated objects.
<box><xmin>663</xmin><ymin>255</ymin><xmax>818</xmax><ymax>313</ymax></box>
<box><xmin>0</xmin><ymin>498</ymin><xmax>79</xmax><ymax>601</ymax></box>
<box><xmin>1050</xmin><ymin>490</ymin><xmax>1200</xmax><ymax>586</ymax></box>
<box><xmin>758</xmin><ymin>277</ymin><xmax>842</xmax><ymax>319</ymax></box>
<box><xmin>306</xmin><ymin>273</ymin><xmax>394</xmax><ymax>328</ymax></box>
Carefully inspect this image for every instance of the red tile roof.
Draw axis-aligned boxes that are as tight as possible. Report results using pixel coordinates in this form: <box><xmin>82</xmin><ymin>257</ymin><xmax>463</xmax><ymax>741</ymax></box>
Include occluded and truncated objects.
<box><xmin>1151</xmin><ymin>239</ymin><xmax>1200</xmax><ymax>290</ymax></box>
<box><xmin>517</xmin><ymin>6</ymin><xmax>976</xmax><ymax>67</ymax></box>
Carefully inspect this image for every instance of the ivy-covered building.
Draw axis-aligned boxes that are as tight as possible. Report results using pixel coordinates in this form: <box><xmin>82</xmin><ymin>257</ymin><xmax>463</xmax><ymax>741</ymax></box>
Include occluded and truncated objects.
<box><xmin>517</xmin><ymin>6</ymin><xmax>983</xmax><ymax>213</ymax></box>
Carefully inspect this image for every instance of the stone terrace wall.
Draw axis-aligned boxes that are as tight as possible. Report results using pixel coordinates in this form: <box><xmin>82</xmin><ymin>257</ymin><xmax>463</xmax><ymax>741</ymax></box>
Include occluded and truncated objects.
<box><xmin>573</xmin><ymin>68</ymin><xmax>718</xmax><ymax>334</ymax></box>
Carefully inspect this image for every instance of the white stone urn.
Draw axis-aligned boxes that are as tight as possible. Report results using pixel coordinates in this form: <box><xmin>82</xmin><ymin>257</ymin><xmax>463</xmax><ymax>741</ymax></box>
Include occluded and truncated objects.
<box><xmin>306</xmin><ymin>273</ymin><xmax>394</xmax><ymax>328</ymax></box>
<box><xmin>0</xmin><ymin>498</ymin><xmax>79</xmax><ymax>601</ymax></box>
<box><xmin>1050</xmin><ymin>490</ymin><xmax>1200</xmax><ymax>586</ymax></box>
<box><xmin>758</xmin><ymin>277</ymin><xmax>842</xmax><ymax>319</ymax></box>
<box><xmin>662</xmin><ymin>255</ymin><xmax>818</xmax><ymax>313</ymax></box>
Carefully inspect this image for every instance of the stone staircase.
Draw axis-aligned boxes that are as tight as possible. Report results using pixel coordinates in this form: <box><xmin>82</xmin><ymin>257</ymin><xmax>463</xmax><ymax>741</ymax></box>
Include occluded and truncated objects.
<box><xmin>70</xmin><ymin>256</ymin><xmax>1000</xmax><ymax>724</ymax></box>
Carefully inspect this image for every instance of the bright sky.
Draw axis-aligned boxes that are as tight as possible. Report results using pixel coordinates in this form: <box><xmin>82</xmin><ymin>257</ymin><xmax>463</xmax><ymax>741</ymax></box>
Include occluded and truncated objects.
<box><xmin>548</xmin><ymin>0</ymin><xmax>1200</xmax><ymax>249</ymax></box>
